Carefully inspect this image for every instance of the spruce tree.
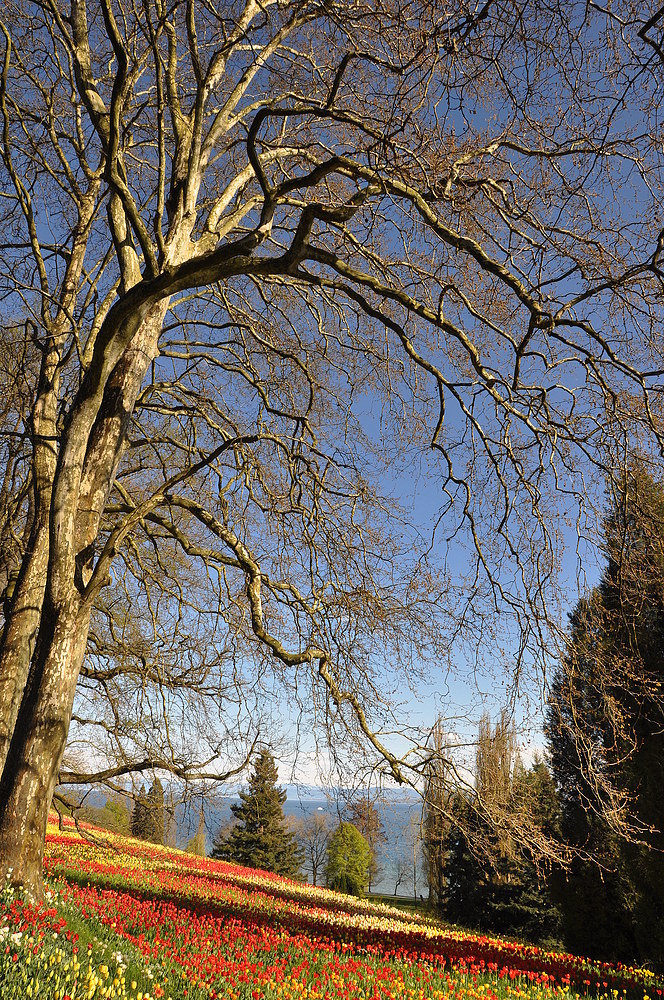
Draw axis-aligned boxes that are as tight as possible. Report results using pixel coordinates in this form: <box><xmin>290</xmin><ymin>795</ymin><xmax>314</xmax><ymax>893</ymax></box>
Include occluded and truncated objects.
<box><xmin>211</xmin><ymin>751</ymin><xmax>302</xmax><ymax>877</ymax></box>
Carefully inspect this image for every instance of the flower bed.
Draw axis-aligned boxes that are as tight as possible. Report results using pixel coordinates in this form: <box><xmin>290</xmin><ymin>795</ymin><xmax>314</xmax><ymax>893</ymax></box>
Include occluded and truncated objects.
<box><xmin>0</xmin><ymin>817</ymin><xmax>660</xmax><ymax>1000</ymax></box>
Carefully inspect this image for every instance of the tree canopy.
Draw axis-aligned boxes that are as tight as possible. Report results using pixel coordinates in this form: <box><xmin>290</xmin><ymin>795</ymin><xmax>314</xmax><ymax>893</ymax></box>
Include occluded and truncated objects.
<box><xmin>0</xmin><ymin>0</ymin><xmax>664</xmax><ymax>897</ymax></box>
<box><xmin>325</xmin><ymin>821</ymin><xmax>371</xmax><ymax>897</ymax></box>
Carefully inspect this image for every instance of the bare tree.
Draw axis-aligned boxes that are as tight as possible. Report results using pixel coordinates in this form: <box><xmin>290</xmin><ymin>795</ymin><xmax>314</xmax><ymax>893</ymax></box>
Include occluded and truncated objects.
<box><xmin>292</xmin><ymin>812</ymin><xmax>331</xmax><ymax>886</ymax></box>
<box><xmin>0</xmin><ymin>0</ymin><xmax>663</xmax><ymax>898</ymax></box>
<box><xmin>392</xmin><ymin>852</ymin><xmax>409</xmax><ymax>898</ymax></box>
<box><xmin>476</xmin><ymin>710</ymin><xmax>518</xmax><ymax>822</ymax></box>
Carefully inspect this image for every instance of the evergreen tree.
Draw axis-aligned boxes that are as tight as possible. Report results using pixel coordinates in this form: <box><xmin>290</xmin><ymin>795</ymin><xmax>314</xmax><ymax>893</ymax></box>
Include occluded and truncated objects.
<box><xmin>545</xmin><ymin>598</ymin><xmax>637</xmax><ymax>962</ymax></box>
<box><xmin>545</xmin><ymin>465</ymin><xmax>664</xmax><ymax>965</ymax></box>
<box><xmin>325</xmin><ymin>822</ymin><xmax>372</xmax><ymax>897</ymax></box>
<box><xmin>444</xmin><ymin>794</ymin><xmax>487</xmax><ymax>928</ymax></box>
<box><xmin>211</xmin><ymin>751</ymin><xmax>302</xmax><ymax>877</ymax></box>
<box><xmin>131</xmin><ymin>785</ymin><xmax>149</xmax><ymax>839</ymax></box>
<box><xmin>492</xmin><ymin>762</ymin><xmax>563</xmax><ymax>947</ymax></box>
<box><xmin>130</xmin><ymin>779</ymin><xmax>165</xmax><ymax>845</ymax></box>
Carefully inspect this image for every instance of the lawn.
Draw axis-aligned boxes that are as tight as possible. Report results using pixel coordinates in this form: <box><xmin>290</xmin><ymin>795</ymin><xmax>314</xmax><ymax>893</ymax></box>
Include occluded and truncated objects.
<box><xmin>0</xmin><ymin>817</ymin><xmax>661</xmax><ymax>1000</ymax></box>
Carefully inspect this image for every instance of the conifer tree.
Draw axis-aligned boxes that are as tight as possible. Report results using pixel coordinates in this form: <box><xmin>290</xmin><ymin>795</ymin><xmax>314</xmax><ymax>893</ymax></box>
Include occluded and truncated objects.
<box><xmin>546</xmin><ymin>464</ymin><xmax>664</xmax><ymax>965</ymax></box>
<box><xmin>130</xmin><ymin>779</ymin><xmax>165</xmax><ymax>845</ymax></box>
<box><xmin>131</xmin><ymin>785</ymin><xmax>148</xmax><ymax>840</ymax></box>
<box><xmin>211</xmin><ymin>751</ymin><xmax>302</xmax><ymax>877</ymax></box>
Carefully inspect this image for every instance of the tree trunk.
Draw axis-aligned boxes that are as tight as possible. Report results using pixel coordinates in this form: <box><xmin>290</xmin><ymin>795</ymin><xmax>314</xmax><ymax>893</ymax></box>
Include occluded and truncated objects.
<box><xmin>0</xmin><ymin>344</ymin><xmax>60</xmax><ymax>772</ymax></box>
<box><xmin>0</xmin><ymin>299</ymin><xmax>168</xmax><ymax>898</ymax></box>
<box><xmin>0</xmin><ymin>592</ymin><xmax>90</xmax><ymax>898</ymax></box>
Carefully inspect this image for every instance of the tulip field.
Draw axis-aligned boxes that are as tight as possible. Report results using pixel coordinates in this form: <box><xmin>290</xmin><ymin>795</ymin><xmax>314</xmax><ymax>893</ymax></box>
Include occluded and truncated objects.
<box><xmin>0</xmin><ymin>818</ymin><xmax>662</xmax><ymax>1000</ymax></box>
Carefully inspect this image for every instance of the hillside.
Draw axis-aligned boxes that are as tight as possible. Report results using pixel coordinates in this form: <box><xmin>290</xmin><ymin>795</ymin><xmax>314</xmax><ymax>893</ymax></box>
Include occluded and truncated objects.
<box><xmin>0</xmin><ymin>817</ymin><xmax>661</xmax><ymax>1000</ymax></box>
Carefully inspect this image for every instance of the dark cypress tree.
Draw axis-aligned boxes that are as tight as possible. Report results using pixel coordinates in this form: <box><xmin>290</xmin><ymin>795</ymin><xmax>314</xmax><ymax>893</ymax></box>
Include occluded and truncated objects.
<box><xmin>444</xmin><ymin>794</ymin><xmax>487</xmax><ymax>928</ymax></box>
<box><xmin>545</xmin><ymin>465</ymin><xmax>664</xmax><ymax>966</ymax></box>
<box><xmin>545</xmin><ymin>598</ymin><xmax>637</xmax><ymax>963</ymax></box>
<box><xmin>131</xmin><ymin>784</ymin><xmax>149</xmax><ymax>839</ymax></box>
<box><xmin>131</xmin><ymin>779</ymin><xmax>165</xmax><ymax>845</ymax></box>
<box><xmin>211</xmin><ymin>750</ymin><xmax>303</xmax><ymax>877</ymax></box>
<box><xmin>144</xmin><ymin>777</ymin><xmax>165</xmax><ymax>845</ymax></box>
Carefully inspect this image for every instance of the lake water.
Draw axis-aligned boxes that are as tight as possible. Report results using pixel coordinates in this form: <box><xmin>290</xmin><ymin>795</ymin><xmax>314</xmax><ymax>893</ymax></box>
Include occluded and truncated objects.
<box><xmin>183</xmin><ymin>793</ymin><xmax>426</xmax><ymax>898</ymax></box>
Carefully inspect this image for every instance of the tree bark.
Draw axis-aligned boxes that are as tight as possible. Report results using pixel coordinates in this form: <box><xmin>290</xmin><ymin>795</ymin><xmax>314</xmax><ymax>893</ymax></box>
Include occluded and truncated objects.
<box><xmin>0</xmin><ymin>301</ymin><xmax>168</xmax><ymax>898</ymax></box>
<box><xmin>0</xmin><ymin>592</ymin><xmax>89</xmax><ymax>898</ymax></box>
<box><xmin>0</xmin><ymin>345</ymin><xmax>59</xmax><ymax>772</ymax></box>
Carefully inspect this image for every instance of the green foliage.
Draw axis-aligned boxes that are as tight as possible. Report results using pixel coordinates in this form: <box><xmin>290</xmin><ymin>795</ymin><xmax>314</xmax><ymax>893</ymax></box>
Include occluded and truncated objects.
<box><xmin>80</xmin><ymin>797</ymin><xmax>130</xmax><ymax>834</ymax></box>
<box><xmin>185</xmin><ymin>831</ymin><xmax>206</xmax><ymax>855</ymax></box>
<box><xmin>211</xmin><ymin>750</ymin><xmax>303</xmax><ymax>877</ymax></box>
<box><xmin>546</xmin><ymin>465</ymin><xmax>664</xmax><ymax>966</ymax></box>
<box><xmin>0</xmin><ymin>879</ymin><xmax>187</xmax><ymax>1000</ymax></box>
<box><xmin>325</xmin><ymin>821</ymin><xmax>372</xmax><ymax>897</ymax></box>
<box><xmin>185</xmin><ymin>811</ymin><xmax>207</xmax><ymax>856</ymax></box>
<box><xmin>443</xmin><ymin>726</ymin><xmax>563</xmax><ymax>949</ymax></box>
<box><xmin>344</xmin><ymin>797</ymin><xmax>386</xmax><ymax>892</ymax></box>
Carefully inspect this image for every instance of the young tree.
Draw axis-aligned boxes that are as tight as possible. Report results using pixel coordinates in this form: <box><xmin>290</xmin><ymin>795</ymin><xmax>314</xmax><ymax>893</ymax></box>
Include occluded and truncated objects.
<box><xmin>325</xmin><ymin>821</ymin><xmax>371</xmax><ymax>897</ymax></box>
<box><xmin>0</xmin><ymin>0</ymin><xmax>663</xmax><ymax>899</ymax></box>
<box><xmin>344</xmin><ymin>796</ymin><xmax>387</xmax><ymax>892</ymax></box>
<box><xmin>79</xmin><ymin>795</ymin><xmax>130</xmax><ymax>834</ymax></box>
<box><xmin>392</xmin><ymin>851</ymin><xmax>410</xmax><ymax>897</ymax></box>
<box><xmin>130</xmin><ymin>786</ymin><xmax>149</xmax><ymax>841</ymax></box>
<box><xmin>211</xmin><ymin>751</ymin><xmax>302</xmax><ymax>877</ymax></box>
<box><xmin>185</xmin><ymin>808</ymin><xmax>207</xmax><ymax>856</ymax></box>
<box><xmin>144</xmin><ymin>777</ymin><xmax>166</xmax><ymax>845</ymax></box>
